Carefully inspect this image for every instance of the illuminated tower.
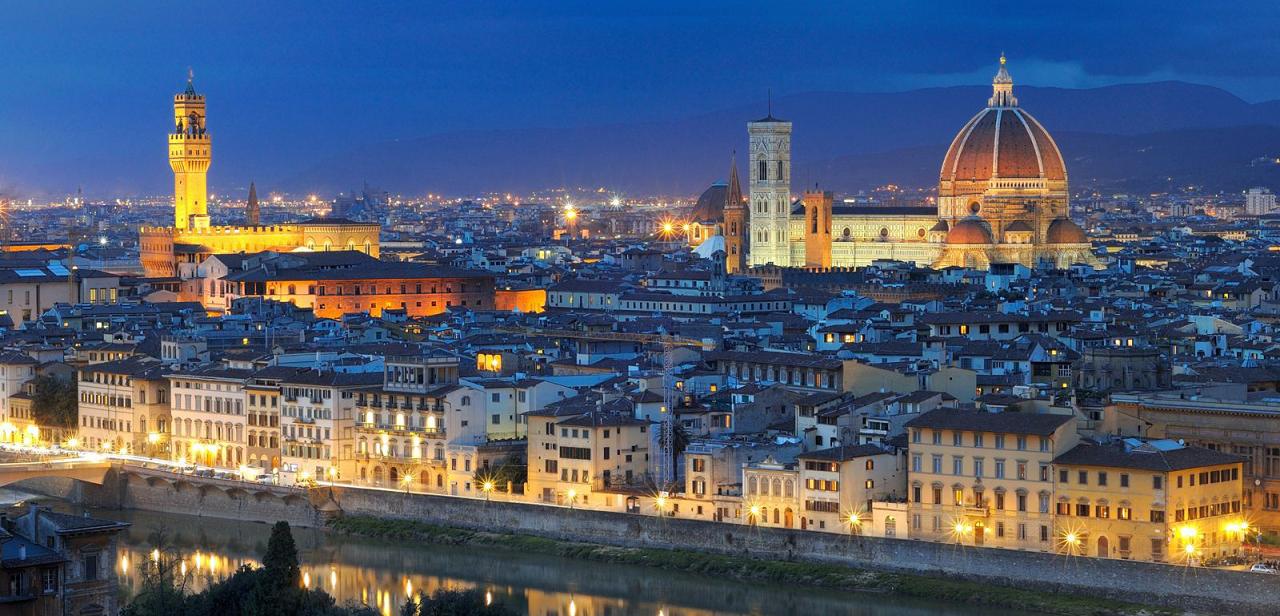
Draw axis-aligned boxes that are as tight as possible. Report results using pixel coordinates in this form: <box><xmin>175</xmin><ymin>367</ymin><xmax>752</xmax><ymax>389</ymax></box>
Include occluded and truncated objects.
<box><xmin>802</xmin><ymin>189</ymin><xmax>832</xmax><ymax>269</ymax></box>
<box><xmin>169</xmin><ymin>70</ymin><xmax>211</xmax><ymax>229</ymax></box>
<box><xmin>246</xmin><ymin>181</ymin><xmax>260</xmax><ymax>226</ymax></box>
<box><xmin>747</xmin><ymin>107</ymin><xmax>792</xmax><ymax>267</ymax></box>
<box><xmin>722</xmin><ymin>154</ymin><xmax>747</xmax><ymax>274</ymax></box>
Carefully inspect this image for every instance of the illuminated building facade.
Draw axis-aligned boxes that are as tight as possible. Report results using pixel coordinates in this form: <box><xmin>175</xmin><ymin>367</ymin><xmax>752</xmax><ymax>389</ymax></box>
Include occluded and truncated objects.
<box><xmin>714</xmin><ymin>56</ymin><xmax>1097</xmax><ymax>272</ymax></box>
<box><xmin>77</xmin><ymin>357</ymin><xmax>170</xmax><ymax>455</ymax></box>
<box><xmin>904</xmin><ymin>409</ymin><xmax>1079</xmax><ymax>551</ymax></box>
<box><xmin>141</xmin><ymin>76</ymin><xmax>380</xmax><ymax>278</ymax></box>
<box><xmin>1052</xmin><ymin>439</ymin><xmax>1245</xmax><ymax>562</ymax></box>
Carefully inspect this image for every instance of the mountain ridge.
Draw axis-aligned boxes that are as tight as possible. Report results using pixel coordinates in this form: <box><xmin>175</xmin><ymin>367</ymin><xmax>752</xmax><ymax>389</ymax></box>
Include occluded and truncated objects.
<box><xmin>276</xmin><ymin>80</ymin><xmax>1280</xmax><ymax>196</ymax></box>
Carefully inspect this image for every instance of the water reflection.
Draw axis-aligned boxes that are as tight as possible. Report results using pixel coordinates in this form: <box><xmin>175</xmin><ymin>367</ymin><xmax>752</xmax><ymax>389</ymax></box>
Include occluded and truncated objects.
<box><xmin>4</xmin><ymin>490</ymin><xmax>1025</xmax><ymax>616</ymax></box>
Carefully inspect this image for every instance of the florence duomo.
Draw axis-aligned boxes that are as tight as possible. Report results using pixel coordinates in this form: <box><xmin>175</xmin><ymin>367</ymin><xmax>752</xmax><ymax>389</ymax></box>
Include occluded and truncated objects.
<box><xmin>693</xmin><ymin>55</ymin><xmax>1097</xmax><ymax>272</ymax></box>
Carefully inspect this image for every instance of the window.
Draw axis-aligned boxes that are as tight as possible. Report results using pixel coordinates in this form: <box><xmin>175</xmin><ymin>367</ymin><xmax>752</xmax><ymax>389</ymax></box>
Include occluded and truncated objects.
<box><xmin>1076</xmin><ymin>503</ymin><xmax>1090</xmax><ymax>517</ymax></box>
<box><xmin>953</xmin><ymin>432</ymin><xmax>963</xmax><ymax>447</ymax></box>
<box><xmin>994</xmin><ymin>459</ymin><xmax>1005</xmax><ymax>479</ymax></box>
<box><xmin>1098</xmin><ymin>472</ymin><xmax>1108</xmax><ymax>487</ymax></box>
<box><xmin>1078</xmin><ymin>470</ymin><xmax>1088</xmax><ymax>485</ymax></box>
<box><xmin>1016</xmin><ymin>436</ymin><xmax>1026</xmax><ymax>450</ymax></box>
<box><xmin>1016</xmin><ymin>493</ymin><xmax>1027</xmax><ymax>512</ymax></box>
<box><xmin>912</xmin><ymin>455</ymin><xmax>922</xmax><ymax>473</ymax></box>
<box><xmin>952</xmin><ymin>456</ymin><xmax>963</xmax><ymax>476</ymax></box>
<box><xmin>974</xmin><ymin>433</ymin><xmax>984</xmax><ymax>448</ymax></box>
<box><xmin>1150</xmin><ymin>510</ymin><xmax>1166</xmax><ymax>523</ymax></box>
<box><xmin>1059</xmin><ymin>469</ymin><xmax>1069</xmax><ymax>483</ymax></box>
<box><xmin>83</xmin><ymin>554</ymin><xmax>99</xmax><ymax>581</ymax></box>
<box><xmin>1120</xmin><ymin>473</ymin><xmax>1129</xmax><ymax>488</ymax></box>
<box><xmin>41</xmin><ymin>568</ymin><xmax>57</xmax><ymax>593</ymax></box>
<box><xmin>1153</xmin><ymin>476</ymin><xmax>1163</xmax><ymax>490</ymax></box>
<box><xmin>994</xmin><ymin>435</ymin><xmax>1005</xmax><ymax>449</ymax></box>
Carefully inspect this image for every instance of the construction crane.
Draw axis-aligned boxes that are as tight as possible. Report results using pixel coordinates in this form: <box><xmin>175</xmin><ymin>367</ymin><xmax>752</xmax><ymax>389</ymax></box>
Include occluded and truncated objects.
<box><xmin>658</xmin><ymin>334</ymin><xmax>676</xmax><ymax>488</ymax></box>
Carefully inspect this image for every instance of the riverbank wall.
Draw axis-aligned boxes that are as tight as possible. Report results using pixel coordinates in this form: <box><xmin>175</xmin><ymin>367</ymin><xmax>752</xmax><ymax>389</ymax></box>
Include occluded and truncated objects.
<box><xmin>14</xmin><ymin>464</ymin><xmax>1279</xmax><ymax>614</ymax></box>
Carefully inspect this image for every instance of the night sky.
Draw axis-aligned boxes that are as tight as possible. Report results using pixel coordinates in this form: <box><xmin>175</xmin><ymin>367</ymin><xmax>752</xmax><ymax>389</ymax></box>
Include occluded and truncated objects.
<box><xmin>2</xmin><ymin>1</ymin><xmax>1277</xmax><ymax>196</ymax></box>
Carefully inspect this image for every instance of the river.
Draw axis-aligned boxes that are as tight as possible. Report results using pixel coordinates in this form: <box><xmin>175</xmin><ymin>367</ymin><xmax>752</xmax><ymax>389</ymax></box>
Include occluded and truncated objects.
<box><xmin>0</xmin><ymin>488</ymin><xmax>1028</xmax><ymax>616</ymax></box>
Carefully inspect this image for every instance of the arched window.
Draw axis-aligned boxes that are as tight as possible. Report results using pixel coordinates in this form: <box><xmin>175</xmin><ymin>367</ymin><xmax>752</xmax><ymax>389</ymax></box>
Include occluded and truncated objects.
<box><xmin>758</xmin><ymin>160</ymin><xmax>767</xmax><ymax>180</ymax></box>
<box><xmin>866</xmin><ymin>459</ymin><xmax>875</xmax><ymax>471</ymax></box>
<box><xmin>784</xmin><ymin>479</ymin><xmax>793</xmax><ymax>497</ymax></box>
<box><xmin>748</xmin><ymin>477</ymin><xmax>758</xmax><ymax>494</ymax></box>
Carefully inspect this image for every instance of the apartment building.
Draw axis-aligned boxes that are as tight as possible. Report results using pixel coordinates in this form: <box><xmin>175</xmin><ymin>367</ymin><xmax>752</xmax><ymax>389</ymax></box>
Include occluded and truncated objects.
<box><xmin>78</xmin><ymin>357</ymin><xmax>170</xmax><ymax>454</ymax></box>
<box><xmin>279</xmin><ymin>369</ymin><xmax>382</xmax><ymax>483</ymax></box>
<box><xmin>169</xmin><ymin>366</ymin><xmax>252</xmax><ymax>467</ymax></box>
<box><xmin>526</xmin><ymin>396</ymin><xmax>653</xmax><ymax>508</ymax></box>
<box><xmin>796</xmin><ymin>444</ymin><xmax>906</xmax><ymax>533</ymax></box>
<box><xmin>244</xmin><ymin>366</ymin><xmax>291</xmax><ymax>472</ymax></box>
<box><xmin>1107</xmin><ymin>388</ymin><xmax>1280</xmax><ymax>533</ymax></box>
<box><xmin>0</xmin><ymin>351</ymin><xmax>36</xmax><ymax>425</ymax></box>
<box><xmin>905</xmin><ymin>409</ymin><xmax>1079</xmax><ymax>550</ymax></box>
<box><xmin>350</xmin><ymin>355</ymin><xmax>459</xmax><ymax>489</ymax></box>
<box><xmin>1052</xmin><ymin>438</ymin><xmax>1245</xmax><ymax>562</ymax></box>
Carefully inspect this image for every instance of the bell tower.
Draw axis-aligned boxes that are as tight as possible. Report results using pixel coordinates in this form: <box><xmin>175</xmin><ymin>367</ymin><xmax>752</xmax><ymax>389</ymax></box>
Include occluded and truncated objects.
<box><xmin>722</xmin><ymin>153</ymin><xmax>747</xmax><ymax>274</ymax></box>
<box><xmin>747</xmin><ymin>105</ymin><xmax>792</xmax><ymax>267</ymax></box>
<box><xmin>170</xmin><ymin>69</ymin><xmax>211</xmax><ymax>230</ymax></box>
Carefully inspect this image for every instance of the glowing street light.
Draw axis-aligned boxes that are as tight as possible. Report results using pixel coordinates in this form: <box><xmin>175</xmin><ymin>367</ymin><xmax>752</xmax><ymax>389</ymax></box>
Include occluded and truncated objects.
<box><xmin>846</xmin><ymin>511</ymin><xmax>862</xmax><ymax>536</ymax></box>
<box><xmin>566</xmin><ymin>488</ymin><xmax>577</xmax><ymax>509</ymax></box>
<box><xmin>748</xmin><ymin>503</ymin><xmax>762</xmax><ymax>526</ymax></box>
<box><xmin>482</xmin><ymin>480</ymin><xmax>495</xmax><ymax>501</ymax></box>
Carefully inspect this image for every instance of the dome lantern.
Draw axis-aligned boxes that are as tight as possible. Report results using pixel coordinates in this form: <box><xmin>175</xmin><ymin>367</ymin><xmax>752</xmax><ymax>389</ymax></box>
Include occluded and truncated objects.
<box><xmin>988</xmin><ymin>53</ymin><xmax>1017</xmax><ymax>108</ymax></box>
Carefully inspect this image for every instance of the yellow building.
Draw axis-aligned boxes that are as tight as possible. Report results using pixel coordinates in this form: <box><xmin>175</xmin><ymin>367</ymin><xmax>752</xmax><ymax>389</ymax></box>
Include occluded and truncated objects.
<box><xmin>1052</xmin><ymin>438</ymin><xmax>1246</xmax><ymax>562</ymax></box>
<box><xmin>141</xmin><ymin>75</ymin><xmax>379</xmax><ymax>278</ymax></box>
<box><xmin>525</xmin><ymin>400</ymin><xmax>653</xmax><ymax>508</ymax></box>
<box><xmin>905</xmin><ymin>409</ymin><xmax>1079</xmax><ymax>550</ymax></box>
<box><xmin>76</xmin><ymin>357</ymin><xmax>171</xmax><ymax>455</ymax></box>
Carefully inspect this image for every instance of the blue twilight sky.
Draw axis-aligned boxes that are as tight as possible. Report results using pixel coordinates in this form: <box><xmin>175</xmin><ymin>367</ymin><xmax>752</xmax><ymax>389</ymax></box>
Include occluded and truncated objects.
<box><xmin>2</xmin><ymin>0</ymin><xmax>1279</xmax><ymax>196</ymax></box>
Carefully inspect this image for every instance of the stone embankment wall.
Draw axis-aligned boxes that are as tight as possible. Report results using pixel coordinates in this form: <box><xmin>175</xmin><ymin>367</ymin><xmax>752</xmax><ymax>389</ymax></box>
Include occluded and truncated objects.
<box><xmin>15</xmin><ymin>465</ymin><xmax>1279</xmax><ymax>614</ymax></box>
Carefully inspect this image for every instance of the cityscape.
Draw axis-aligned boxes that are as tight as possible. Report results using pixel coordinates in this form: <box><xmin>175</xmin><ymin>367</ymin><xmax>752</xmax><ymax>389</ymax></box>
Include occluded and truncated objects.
<box><xmin>3</xmin><ymin>4</ymin><xmax>1280</xmax><ymax>616</ymax></box>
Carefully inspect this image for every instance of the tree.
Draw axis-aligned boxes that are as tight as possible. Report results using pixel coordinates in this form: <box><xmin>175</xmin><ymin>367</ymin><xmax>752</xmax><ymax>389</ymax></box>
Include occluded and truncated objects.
<box><xmin>31</xmin><ymin>374</ymin><xmax>77</xmax><ymax>428</ymax></box>
<box><xmin>245</xmin><ymin>521</ymin><xmax>306</xmax><ymax>616</ymax></box>
<box><xmin>400</xmin><ymin>589</ymin><xmax>518</xmax><ymax>616</ymax></box>
<box><xmin>120</xmin><ymin>530</ymin><xmax>191</xmax><ymax>616</ymax></box>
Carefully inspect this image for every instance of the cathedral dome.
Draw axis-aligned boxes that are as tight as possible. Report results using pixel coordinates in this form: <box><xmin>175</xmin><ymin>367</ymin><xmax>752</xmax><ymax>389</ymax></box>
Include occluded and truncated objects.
<box><xmin>1045</xmin><ymin>218</ymin><xmax>1088</xmax><ymax>243</ymax></box>
<box><xmin>690</xmin><ymin>182</ymin><xmax>728</xmax><ymax>222</ymax></box>
<box><xmin>939</xmin><ymin>55</ymin><xmax>1066</xmax><ymax>185</ymax></box>
<box><xmin>947</xmin><ymin>218</ymin><xmax>994</xmax><ymax>244</ymax></box>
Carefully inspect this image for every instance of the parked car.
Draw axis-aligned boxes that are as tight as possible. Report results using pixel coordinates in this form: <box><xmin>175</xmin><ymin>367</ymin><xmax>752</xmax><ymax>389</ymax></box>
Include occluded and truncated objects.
<box><xmin>1250</xmin><ymin>563</ymin><xmax>1277</xmax><ymax>574</ymax></box>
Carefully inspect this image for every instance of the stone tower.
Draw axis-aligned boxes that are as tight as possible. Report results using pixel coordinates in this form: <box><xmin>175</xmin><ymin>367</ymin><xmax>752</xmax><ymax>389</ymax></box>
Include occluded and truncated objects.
<box><xmin>170</xmin><ymin>70</ymin><xmax>211</xmax><ymax>230</ymax></box>
<box><xmin>246</xmin><ymin>181</ymin><xmax>260</xmax><ymax>226</ymax></box>
<box><xmin>747</xmin><ymin>109</ymin><xmax>792</xmax><ymax>267</ymax></box>
<box><xmin>722</xmin><ymin>154</ymin><xmax>747</xmax><ymax>274</ymax></box>
<box><xmin>802</xmin><ymin>189</ymin><xmax>833</xmax><ymax>269</ymax></box>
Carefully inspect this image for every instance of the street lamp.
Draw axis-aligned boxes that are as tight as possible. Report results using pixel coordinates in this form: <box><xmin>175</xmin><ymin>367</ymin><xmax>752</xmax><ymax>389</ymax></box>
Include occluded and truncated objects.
<box><xmin>566</xmin><ymin>488</ymin><xmax>577</xmax><ymax>509</ymax></box>
<box><xmin>482</xmin><ymin>480</ymin><xmax>495</xmax><ymax>501</ymax></box>
<box><xmin>846</xmin><ymin>511</ymin><xmax>862</xmax><ymax>537</ymax></box>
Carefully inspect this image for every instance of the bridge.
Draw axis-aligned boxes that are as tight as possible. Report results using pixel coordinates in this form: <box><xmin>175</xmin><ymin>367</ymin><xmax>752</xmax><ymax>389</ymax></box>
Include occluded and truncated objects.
<box><xmin>0</xmin><ymin>457</ymin><xmax>113</xmax><ymax>487</ymax></box>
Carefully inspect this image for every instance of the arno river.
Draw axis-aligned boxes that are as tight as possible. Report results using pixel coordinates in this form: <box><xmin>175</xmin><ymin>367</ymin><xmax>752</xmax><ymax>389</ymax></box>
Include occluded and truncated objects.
<box><xmin>2</xmin><ymin>489</ymin><xmax>1027</xmax><ymax>616</ymax></box>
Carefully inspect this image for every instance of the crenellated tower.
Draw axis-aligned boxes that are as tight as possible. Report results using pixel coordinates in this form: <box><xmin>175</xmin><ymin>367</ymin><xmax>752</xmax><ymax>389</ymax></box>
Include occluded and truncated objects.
<box><xmin>169</xmin><ymin>70</ymin><xmax>211</xmax><ymax>230</ymax></box>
